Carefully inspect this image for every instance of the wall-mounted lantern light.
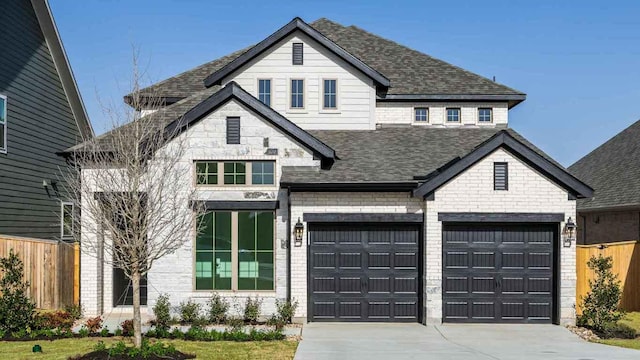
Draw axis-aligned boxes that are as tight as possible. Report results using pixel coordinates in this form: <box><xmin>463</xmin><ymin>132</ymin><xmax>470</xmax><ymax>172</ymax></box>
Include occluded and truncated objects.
<box><xmin>294</xmin><ymin>218</ymin><xmax>304</xmax><ymax>247</ymax></box>
<box><xmin>563</xmin><ymin>217</ymin><xmax>576</xmax><ymax>247</ymax></box>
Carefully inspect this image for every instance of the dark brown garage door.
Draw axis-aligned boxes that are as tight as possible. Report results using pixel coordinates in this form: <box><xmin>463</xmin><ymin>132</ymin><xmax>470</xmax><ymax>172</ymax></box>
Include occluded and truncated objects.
<box><xmin>308</xmin><ymin>223</ymin><xmax>421</xmax><ymax>322</ymax></box>
<box><xmin>442</xmin><ymin>223</ymin><xmax>557</xmax><ymax>323</ymax></box>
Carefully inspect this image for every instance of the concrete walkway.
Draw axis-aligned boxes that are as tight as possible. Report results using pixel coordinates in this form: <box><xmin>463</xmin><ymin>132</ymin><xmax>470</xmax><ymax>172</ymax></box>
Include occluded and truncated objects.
<box><xmin>294</xmin><ymin>323</ymin><xmax>639</xmax><ymax>360</ymax></box>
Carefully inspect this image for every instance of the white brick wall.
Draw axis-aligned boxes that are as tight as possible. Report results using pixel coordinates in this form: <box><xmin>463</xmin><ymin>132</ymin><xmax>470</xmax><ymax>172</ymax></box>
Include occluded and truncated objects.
<box><xmin>424</xmin><ymin>148</ymin><xmax>576</xmax><ymax>325</ymax></box>
<box><xmin>376</xmin><ymin>101</ymin><xmax>508</xmax><ymax>126</ymax></box>
<box><xmin>81</xmin><ymin>99</ymin><xmax>318</xmax><ymax>317</ymax></box>
<box><xmin>289</xmin><ymin>192</ymin><xmax>424</xmax><ymax>319</ymax></box>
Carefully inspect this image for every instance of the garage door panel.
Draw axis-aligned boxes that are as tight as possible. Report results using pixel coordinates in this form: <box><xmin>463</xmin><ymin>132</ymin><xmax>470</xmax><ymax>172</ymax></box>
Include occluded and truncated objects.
<box><xmin>309</xmin><ymin>224</ymin><xmax>421</xmax><ymax>322</ymax></box>
<box><xmin>443</xmin><ymin>223</ymin><xmax>556</xmax><ymax>323</ymax></box>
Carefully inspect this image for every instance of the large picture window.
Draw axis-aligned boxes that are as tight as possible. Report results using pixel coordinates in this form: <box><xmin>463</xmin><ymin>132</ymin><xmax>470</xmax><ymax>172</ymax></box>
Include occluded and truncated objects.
<box><xmin>195</xmin><ymin>161</ymin><xmax>275</xmax><ymax>186</ymax></box>
<box><xmin>195</xmin><ymin>211</ymin><xmax>274</xmax><ymax>291</ymax></box>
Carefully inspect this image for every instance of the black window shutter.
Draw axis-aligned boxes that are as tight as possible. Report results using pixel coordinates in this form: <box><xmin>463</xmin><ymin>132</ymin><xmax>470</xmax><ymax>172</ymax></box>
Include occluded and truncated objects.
<box><xmin>226</xmin><ymin>117</ymin><xmax>240</xmax><ymax>144</ymax></box>
<box><xmin>292</xmin><ymin>43</ymin><xmax>303</xmax><ymax>65</ymax></box>
<box><xmin>494</xmin><ymin>162</ymin><xmax>508</xmax><ymax>190</ymax></box>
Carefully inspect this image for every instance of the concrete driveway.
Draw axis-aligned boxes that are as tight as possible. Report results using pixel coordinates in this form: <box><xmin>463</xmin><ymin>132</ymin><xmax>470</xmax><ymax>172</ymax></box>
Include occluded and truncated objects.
<box><xmin>294</xmin><ymin>323</ymin><xmax>639</xmax><ymax>360</ymax></box>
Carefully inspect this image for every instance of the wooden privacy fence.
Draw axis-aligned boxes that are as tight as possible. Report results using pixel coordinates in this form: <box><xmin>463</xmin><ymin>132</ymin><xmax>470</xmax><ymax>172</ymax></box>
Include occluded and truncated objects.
<box><xmin>0</xmin><ymin>235</ymin><xmax>79</xmax><ymax>309</ymax></box>
<box><xmin>576</xmin><ymin>240</ymin><xmax>640</xmax><ymax>314</ymax></box>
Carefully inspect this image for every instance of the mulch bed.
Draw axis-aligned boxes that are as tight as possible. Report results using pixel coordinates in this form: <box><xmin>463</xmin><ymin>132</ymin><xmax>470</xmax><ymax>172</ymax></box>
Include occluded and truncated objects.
<box><xmin>68</xmin><ymin>350</ymin><xmax>196</xmax><ymax>360</ymax></box>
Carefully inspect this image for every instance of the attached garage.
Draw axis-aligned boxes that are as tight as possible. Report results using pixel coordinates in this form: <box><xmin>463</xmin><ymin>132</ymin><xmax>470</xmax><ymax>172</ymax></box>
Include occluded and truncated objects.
<box><xmin>305</xmin><ymin>215</ymin><xmax>422</xmax><ymax>322</ymax></box>
<box><xmin>441</xmin><ymin>219</ymin><xmax>559</xmax><ymax>324</ymax></box>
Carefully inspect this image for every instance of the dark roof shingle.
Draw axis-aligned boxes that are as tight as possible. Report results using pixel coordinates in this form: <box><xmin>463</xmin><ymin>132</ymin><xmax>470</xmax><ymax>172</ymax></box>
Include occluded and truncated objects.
<box><xmin>136</xmin><ymin>18</ymin><xmax>524</xmax><ymax>101</ymax></box>
<box><xmin>568</xmin><ymin>119</ymin><xmax>640</xmax><ymax>210</ymax></box>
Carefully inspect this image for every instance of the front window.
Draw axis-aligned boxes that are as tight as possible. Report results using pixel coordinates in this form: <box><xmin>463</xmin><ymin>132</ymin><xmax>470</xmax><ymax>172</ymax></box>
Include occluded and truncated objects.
<box><xmin>415</xmin><ymin>108</ymin><xmax>428</xmax><ymax>122</ymax></box>
<box><xmin>258</xmin><ymin>79</ymin><xmax>271</xmax><ymax>106</ymax></box>
<box><xmin>291</xmin><ymin>79</ymin><xmax>304</xmax><ymax>109</ymax></box>
<box><xmin>196</xmin><ymin>211</ymin><xmax>274</xmax><ymax>291</ymax></box>
<box><xmin>478</xmin><ymin>108</ymin><xmax>492</xmax><ymax>123</ymax></box>
<box><xmin>223</xmin><ymin>162</ymin><xmax>246</xmax><ymax>185</ymax></box>
<box><xmin>446</xmin><ymin>108</ymin><xmax>461</xmax><ymax>122</ymax></box>
<box><xmin>323</xmin><ymin>79</ymin><xmax>337</xmax><ymax>109</ymax></box>
<box><xmin>61</xmin><ymin>202</ymin><xmax>74</xmax><ymax>238</ymax></box>
<box><xmin>0</xmin><ymin>95</ymin><xmax>6</xmax><ymax>153</ymax></box>
<box><xmin>252</xmin><ymin>161</ymin><xmax>275</xmax><ymax>185</ymax></box>
<box><xmin>196</xmin><ymin>162</ymin><xmax>218</xmax><ymax>185</ymax></box>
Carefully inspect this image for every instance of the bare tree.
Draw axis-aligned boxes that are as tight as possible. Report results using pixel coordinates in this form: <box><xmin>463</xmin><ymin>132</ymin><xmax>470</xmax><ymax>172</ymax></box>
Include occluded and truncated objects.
<box><xmin>62</xmin><ymin>54</ymin><xmax>204</xmax><ymax>347</ymax></box>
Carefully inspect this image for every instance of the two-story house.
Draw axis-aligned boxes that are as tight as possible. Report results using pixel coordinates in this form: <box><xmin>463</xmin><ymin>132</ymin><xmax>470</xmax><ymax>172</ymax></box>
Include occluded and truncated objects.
<box><xmin>1</xmin><ymin>0</ymin><xmax>93</xmax><ymax>242</ymax></box>
<box><xmin>71</xmin><ymin>18</ymin><xmax>592</xmax><ymax>325</ymax></box>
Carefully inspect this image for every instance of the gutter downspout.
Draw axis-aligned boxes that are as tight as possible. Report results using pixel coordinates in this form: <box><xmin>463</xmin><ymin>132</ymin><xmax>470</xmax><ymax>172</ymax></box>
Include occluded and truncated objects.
<box><xmin>286</xmin><ymin>186</ymin><xmax>292</xmax><ymax>302</ymax></box>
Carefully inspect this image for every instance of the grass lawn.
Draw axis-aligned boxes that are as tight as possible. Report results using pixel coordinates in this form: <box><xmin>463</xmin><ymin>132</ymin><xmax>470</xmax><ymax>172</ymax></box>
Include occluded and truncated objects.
<box><xmin>595</xmin><ymin>312</ymin><xmax>640</xmax><ymax>350</ymax></box>
<box><xmin>0</xmin><ymin>338</ymin><xmax>298</xmax><ymax>360</ymax></box>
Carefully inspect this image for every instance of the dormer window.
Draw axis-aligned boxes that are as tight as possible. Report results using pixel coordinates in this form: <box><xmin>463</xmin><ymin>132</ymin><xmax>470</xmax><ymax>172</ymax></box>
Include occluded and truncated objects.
<box><xmin>478</xmin><ymin>108</ymin><xmax>492</xmax><ymax>123</ymax></box>
<box><xmin>323</xmin><ymin>79</ymin><xmax>337</xmax><ymax>109</ymax></box>
<box><xmin>446</xmin><ymin>108</ymin><xmax>461</xmax><ymax>123</ymax></box>
<box><xmin>292</xmin><ymin>43</ymin><xmax>304</xmax><ymax>65</ymax></box>
<box><xmin>258</xmin><ymin>79</ymin><xmax>271</xmax><ymax>107</ymax></box>
<box><xmin>415</xmin><ymin>108</ymin><xmax>428</xmax><ymax>122</ymax></box>
<box><xmin>290</xmin><ymin>79</ymin><xmax>304</xmax><ymax>109</ymax></box>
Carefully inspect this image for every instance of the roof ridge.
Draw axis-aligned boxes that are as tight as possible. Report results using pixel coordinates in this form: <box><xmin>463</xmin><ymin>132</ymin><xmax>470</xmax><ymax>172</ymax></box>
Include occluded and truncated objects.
<box><xmin>346</xmin><ymin>24</ymin><xmax>525</xmax><ymax>95</ymax></box>
<box><xmin>569</xmin><ymin>118</ymin><xmax>640</xmax><ymax>170</ymax></box>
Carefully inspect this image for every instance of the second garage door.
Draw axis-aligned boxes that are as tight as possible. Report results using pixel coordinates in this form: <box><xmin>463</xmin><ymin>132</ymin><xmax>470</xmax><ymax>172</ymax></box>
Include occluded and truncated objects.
<box><xmin>442</xmin><ymin>223</ymin><xmax>557</xmax><ymax>323</ymax></box>
<box><xmin>308</xmin><ymin>223</ymin><xmax>421</xmax><ymax>322</ymax></box>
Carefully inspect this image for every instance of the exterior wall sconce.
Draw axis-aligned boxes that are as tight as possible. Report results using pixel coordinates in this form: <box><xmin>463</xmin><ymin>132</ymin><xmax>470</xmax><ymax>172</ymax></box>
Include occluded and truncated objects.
<box><xmin>294</xmin><ymin>218</ymin><xmax>304</xmax><ymax>247</ymax></box>
<box><xmin>563</xmin><ymin>217</ymin><xmax>576</xmax><ymax>247</ymax></box>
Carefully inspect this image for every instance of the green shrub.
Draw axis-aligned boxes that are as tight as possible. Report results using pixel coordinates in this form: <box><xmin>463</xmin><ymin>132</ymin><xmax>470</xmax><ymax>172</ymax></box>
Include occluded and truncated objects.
<box><xmin>93</xmin><ymin>340</ymin><xmax>107</xmax><ymax>352</ymax></box>
<box><xmin>243</xmin><ymin>296</ymin><xmax>262</xmax><ymax>324</ymax></box>
<box><xmin>226</xmin><ymin>316</ymin><xmax>245</xmax><ymax>332</ymax></box>
<box><xmin>577</xmin><ymin>255</ymin><xmax>624</xmax><ymax>333</ymax></box>
<box><xmin>185</xmin><ymin>326</ymin><xmax>208</xmax><ymax>341</ymax></box>
<box><xmin>152</xmin><ymin>293</ymin><xmax>172</xmax><ymax>331</ymax></box>
<box><xmin>0</xmin><ymin>250</ymin><xmax>36</xmax><ymax>333</ymax></box>
<box><xmin>64</xmin><ymin>303</ymin><xmax>84</xmax><ymax>321</ymax></box>
<box><xmin>170</xmin><ymin>327</ymin><xmax>184</xmax><ymax>339</ymax></box>
<box><xmin>36</xmin><ymin>310</ymin><xmax>75</xmax><ymax>331</ymax></box>
<box><xmin>276</xmin><ymin>298</ymin><xmax>298</xmax><ymax>324</ymax></box>
<box><xmin>78</xmin><ymin>327</ymin><xmax>90</xmax><ymax>337</ymax></box>
<box><xmin>99</xmin><ymin>327</ymin><xmax>110</xmax><ymax>337</ymax></box>
<box><xmin>120</xmin><ymin>319</ymin><xmax>134</xmax><ymax>337</ymax></box>
<box><xmin>267</xmin><ymin>314</ymin><xmax>286</xmax><ymax>331</ymax></box>
<box><xmin>600</xmin><ymin>322</ymin><xmax>637</xmax><ymax>339</ymax></box>
<box><xmin>207</xmin><ymin>293</ymin><xmax>229</xmax><ymax>324</ymax></box>
<box><xmin>114</xmin><ymin>328</ymin><xmax>123</xmax><ymax>337</ymax></box>
<box><xmin>178</xmin><ymin>299</ymin><xmax>202</xmax><ymax>324</ymax></box>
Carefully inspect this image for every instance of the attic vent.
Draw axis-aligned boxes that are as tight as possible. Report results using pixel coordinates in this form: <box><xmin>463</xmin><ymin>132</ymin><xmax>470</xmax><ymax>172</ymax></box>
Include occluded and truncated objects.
<box><xmin>494</xmin><ymin>162</ymin><xmax>508</xmax><ymax>190</ymax></box>
<box><xmin>292</xmin><ymin>43</ymin><xmax>303</xmax><ymax>65</ymax></box>
<box><xmin>226</xmin><ymin>117</ymin><xmax>240</xmax><ymax>144</ymax></box>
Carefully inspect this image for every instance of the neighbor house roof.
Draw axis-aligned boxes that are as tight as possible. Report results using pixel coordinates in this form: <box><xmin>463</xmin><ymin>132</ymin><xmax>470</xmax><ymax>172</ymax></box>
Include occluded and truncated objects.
<box><xmin>31</xmin><ymin>0</ymin><xmax>93</xmax><ymax>139</ymax></box>
<box><xmin>132</xmin><ymin>18</ymin><xmax>525</xmax><ymax>108</ymax></box>
<box><xmin>569</xmin><ymin>119</ymin><xmax>640</xmax><ymax>211</ymax></box>
<box><xmin>281</xmin><ymin>127</ymin><xmax>592</xmax><ymax>199</ymax></box>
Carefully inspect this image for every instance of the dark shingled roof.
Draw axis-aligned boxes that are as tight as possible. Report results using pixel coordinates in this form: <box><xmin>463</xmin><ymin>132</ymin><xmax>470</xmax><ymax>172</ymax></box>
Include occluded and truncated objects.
<box><xmin>135</xmin><ymin>18</ymin><xmax>524</xmax><ymax>102</ymax></box>
<box><xmin>281</xmin><ymin>127</ymin><xmax>562</xmax><ymax>184</ymax></box>
<box><xmin>568</xmin><ymin>119</ymin><xmax>640</xmax><ymax>211</ymax></box>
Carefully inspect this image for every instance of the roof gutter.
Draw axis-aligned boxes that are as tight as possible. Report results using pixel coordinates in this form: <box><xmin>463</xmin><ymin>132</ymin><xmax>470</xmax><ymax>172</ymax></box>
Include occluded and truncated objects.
<box><xmin>378</xmin><ymin>94</ymin><xmax>527</xmax><ymax>109</ymax></box>
<box><xmin>281</xmin><ymin>181</ymin><xmax>419</xmax><ymax>192</ymax></box>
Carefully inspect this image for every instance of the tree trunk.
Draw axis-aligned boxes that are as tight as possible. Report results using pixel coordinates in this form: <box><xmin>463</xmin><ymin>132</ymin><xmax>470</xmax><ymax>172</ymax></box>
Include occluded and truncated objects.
<box><xmin>132</xmin><ymin>269</ymin><xmax>142</xmax><ymax>348</ymax></box>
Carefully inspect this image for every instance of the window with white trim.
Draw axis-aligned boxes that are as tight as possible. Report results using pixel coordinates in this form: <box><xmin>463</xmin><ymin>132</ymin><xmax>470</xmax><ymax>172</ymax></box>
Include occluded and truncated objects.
<box><xmin>0</xmin><ymin>95</ymin><xmax>6</xmax><ymax>152</ymax></box>
<box><xmin>258</xmin><ymin>79</ymin><xmax>271</xmax><ymax>106</ymax></box>
<box><xmin>446</xmin><ymin>108</ymin><xmax>461</xmax><ymax>122</ymax></box>
<box><xmin>290</xmin><ymin>79</ymin><xmax>304</xmax><ymax>109</ymax></box>
<box><xmin>414</xmin><ymin>108</ymin><xmax>428</xmax><ymax>122</ymax></box>
<box><xmin>61</xmin><ymin>202</ymin><xmax>74</xmax><ymax>238</ymax></box>
<box><xmin>478</xmin><ymin>108</ymin><xmax>492</xmax><ymax>123</ymax></box>
<box><xmin>323</xmin><ymin>79</ymin><xmax>337</xmax><ymax>109</ymax></box>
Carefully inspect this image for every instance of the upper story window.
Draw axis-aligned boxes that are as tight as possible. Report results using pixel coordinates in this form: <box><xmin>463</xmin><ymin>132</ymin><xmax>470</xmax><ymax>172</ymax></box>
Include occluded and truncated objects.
<box><xmin>0</xmin><ymin>95</ymin><xmax>6</xmax><ymax>153</ymax></box>
<box><xmin>258</xmin><ymin>79</ymin><xmax>271</xmax><ymax>107</ymax></box>
<box><xmin>195</xmin><ymin>161</ymin><xmax>275</xmax><ymax>186</ymax></box>
<box><xmin>291</xmin><ymin>79</ymin><xmax>304</xmax><ymax>109</ymax></box>
<box><xmin>292</xmin><ymin>43</ymin><xmax>304</xmax><ymax>65</ymax></box>
<box><xmin>61</xmin><ymin>202</ymin><xmax>74</xmax><ymax>238</ymax></box>
<box><xmin>478</xmin><ymin>108</ymin><xmax>492</xmax><ymax>123</ymax></box>
<box><xmin>415</xmin><ymin>108</ymin><xmax>429</xmax><ymax>122</ymax></box>
<box><xmin>446</xmin><ymin>108</ymin><xmax>461</xmax><ymax>123</ymax></box>
<box><xmin>323</xmin><ymin>79</ymin><xmax>337</xmax><ymax>109</ymax></box>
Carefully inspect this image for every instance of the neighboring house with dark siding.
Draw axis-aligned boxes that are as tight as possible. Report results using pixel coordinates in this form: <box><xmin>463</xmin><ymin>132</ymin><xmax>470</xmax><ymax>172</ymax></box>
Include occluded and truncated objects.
<box><xmin>0</xmin><ymin>0</ymin><xmax>93</xmax><ymax>241</ymax></box>
<box><xmin>569</xmin><ymin>119</ymin><xmax>640</xmax><ymax>245</ymax></box>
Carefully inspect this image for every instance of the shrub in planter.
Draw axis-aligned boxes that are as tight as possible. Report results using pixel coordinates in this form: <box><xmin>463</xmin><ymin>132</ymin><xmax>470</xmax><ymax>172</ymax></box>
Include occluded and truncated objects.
<box><xmin>276</xmin><ymin>298</ymin><xmax>298</xmax><ymax>324</ymax></box>
<box><xmin>267</xmin><ymin>314</ymin><xmax>286</xmax><ymax>331</ymax></box>
<box><xmin>120</xmin><ymin>319</ymin><xmax>134</xmax><ymax>337</ymax></box>
<box><xmin>64</xmin><ymin>303</ymin><xmax>84</xmax><ymax>321</ymax></box>
<box><xmin>36</xmin><ymin>310</ymin><xmax>75</xmax><ymax>331</ymax></box>
<box><xmin>207</xmin><ymin>293</ymin><xmax>229</xmax><ymax>324</ymax></box>
<box><xmin>85</xmin><ymin>316</ymin><xmax>103</xmax><ymax>334</ymax></box>
<box><xmin>0</xmin><ymin>250</ymin><xmax>37</xmax><ymax>333</ymax></box>
<box><xmin>99</xmin><ymin>327</ymin><xmax>110</xmax><ymax>337</ymax></box>
<box><xmin>78</xmin><ymin>327</ymin><xmax>90</xmax><ymax>337</ymax></box>
<box><xmin>243</xmin><ymin>296</ymin><xmax>262</xmax><ymax>324</ymax></box>
<box><xmin>178</xmin><ymin>299</ymin><xmax>202</xmax><ymax>324</ymax></box>
<box><xmin>577</xmin><ymin>255</ymin><xmax>624</xmax><ymax>333</ymax></box>
<box><xmin>152</xmin><ymin>293</ymin><xmax>172</xmax><ymax>331</ymax></box>
<box><xmin>226</xmin><ymin>316</ymin><xmax>245</xmax><ymax>332</ymax></box>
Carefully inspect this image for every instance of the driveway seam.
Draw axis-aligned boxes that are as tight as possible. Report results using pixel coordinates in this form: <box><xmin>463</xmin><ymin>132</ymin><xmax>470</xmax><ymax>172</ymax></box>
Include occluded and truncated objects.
<box><xmin>434</xmin><ymin>325</ymin><xmax>502</xmax><ymax>360</ymax></box>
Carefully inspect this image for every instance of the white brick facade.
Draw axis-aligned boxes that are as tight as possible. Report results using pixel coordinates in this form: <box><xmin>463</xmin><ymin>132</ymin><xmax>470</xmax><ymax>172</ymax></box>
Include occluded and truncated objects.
<box><xmin>424</xmin><ymin>148</ymin><xmax>576</xmax><ymax>325</ymax></box>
